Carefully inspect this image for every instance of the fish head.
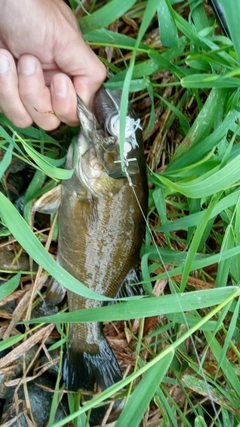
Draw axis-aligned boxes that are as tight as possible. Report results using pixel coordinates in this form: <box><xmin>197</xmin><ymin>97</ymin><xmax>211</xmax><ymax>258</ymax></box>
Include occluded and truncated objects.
<box><xmin>74</xmin><ymin>87</ymin><xmax>142</xmax><ymax>196</ymax></box>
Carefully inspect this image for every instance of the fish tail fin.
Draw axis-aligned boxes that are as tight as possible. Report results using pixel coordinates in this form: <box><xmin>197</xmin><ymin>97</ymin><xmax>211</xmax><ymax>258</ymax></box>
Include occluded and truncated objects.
<box><xmin>63</xmin><ymin>336</ymin><xmax>122</xmax><ymax>392</ymax></box>
<box><xmin>63</xmin><ymin>335</ymin><xmax>123</xmax><ymax>424</ymax></box>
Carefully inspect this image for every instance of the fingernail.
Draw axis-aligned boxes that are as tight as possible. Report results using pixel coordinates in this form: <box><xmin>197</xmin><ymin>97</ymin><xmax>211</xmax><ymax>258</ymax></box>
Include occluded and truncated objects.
<box><xmin>18</xmin><ymin>56</ymin><xmax>37</xmax><ymax>75</ymax></box>
<box><xmin>52</xmin><ymin>77</ymin><xmax>69</xmax><ymax>98</ymax></box>
<box><xmin>0</xmin><ymin>54</ymin><xmax>10</xmax><ymax>74</ymax></box>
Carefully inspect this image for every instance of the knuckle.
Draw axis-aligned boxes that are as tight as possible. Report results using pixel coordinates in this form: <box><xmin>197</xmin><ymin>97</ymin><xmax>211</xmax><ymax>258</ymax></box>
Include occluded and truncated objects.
<box><xmin>98</xmin><ymin>63</ymin><xmax>107</xmax><ymax>83</ymax></box>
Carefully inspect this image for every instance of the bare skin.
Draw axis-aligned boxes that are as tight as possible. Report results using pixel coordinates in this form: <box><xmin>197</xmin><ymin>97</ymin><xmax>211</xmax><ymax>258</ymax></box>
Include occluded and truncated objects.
<box><xmin>0</xmin><ymin>0</ymin><xmax>106</xmax><ymax>130</ymax></box>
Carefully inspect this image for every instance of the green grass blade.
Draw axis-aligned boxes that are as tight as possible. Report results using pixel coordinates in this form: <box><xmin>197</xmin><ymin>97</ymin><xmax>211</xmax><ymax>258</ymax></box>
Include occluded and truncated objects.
<box><xmin>0</xmin><ymin>272</ymin><xmax>21</xmax><ymax>301</ymax></box>
<box><xmin>84</xmin><ymin>29</ymin><xmax>149</xmax><ymax>51</ymax></box>
<box><xmin>155</xmin><ymin>388</ymin><xmax>179</xmax><ymax>427</ymax></box>
<box><xmin>0</xmin><ymin>334</ymin><xmax>25</xmax><ymax>352</ymax></box>
<box><xmin>217</xmin><ymin>297</ymin><xmax>240</xmax><ymax>375</ymax></box>
<box><xmin>168</xmin><ymin>88</ymin><xmax>230</xmax><ymax>166</ymax></box>
<box><xmin>204</xmin><ymin>329</ymin><xmax>240</xmax><ymax>398</ymax></box>
<box><xmin>180</xmin><ymin>194</ymin><xmax>221</xmax><ymax>291</ymax></box>
<box><xmin>157</xmin><ymin>0</ymin><xmax>178</xmax><ymax>47</ymax></box>
<box><xmin>147</xmin><ymin>245</ymin><xmax>240</xmax><ymax>282</ymax></box>
<box><xmin>48</xmin><ymin>287</ymin><xmax>239</xmax><ymax>427</ymax></box>
<box><xmin>221</xmin><ymin>0</ymin><xmax>240</xmax><ymax>62</ymax></box>
<box><xmin>0</xmin><ymin>324</ymin><xmax>42</xmax><ymax>352</ymax></box>
<box><xmin>0</xmin><ymin>114</ymin><xmax>58</xmax><ymax>142</ymax></box>
<box><xmin>23</xmin><ymin>169</ymin><xmax>47</xmax><ymax>224</ymax></box>
<box><xmin>159</xmin><ymin>152</ymin><xmax>240</xmax><ymax>199</ymax></box>
<box><xmin>158</xmin><ymin>189</ymin><xmax>240</xmax><ymax>232</ymax></box>
<box><xmin>22</xmin><ymin>142</ymin><xmax>71</xmax><ymax>180</ymax></box>
<box><xmin>182</xmin><ymin>72</ymin><xmax>240</xmax><ymax>89</ymax></box>
<box><xmin>25</xmin><ymin>287</ymin><xmax>239</xmax><ymax>324</ymax></box>
<box><xmin>79</xmin><ymin>0</ymin><xmax>137</xmax><ymax>34</ymax></box>
<box><xmin>120</xmin><ymin>0</ymin><xmax>162</xmax><ymax>165</ymax></box>
<box><xmin>215</xmin><ymin>223</ymin><xmax>234</xmax><ymax>288</ymax></box>
<box><xmin>115</xmin><ymin>351</ymin><xmax>174</xmax><ymax>427</ymax></box>
<box><xmin>0</xmin><ymin>143</ymin><xmax>13</xmax><ymax>178</ymax></box>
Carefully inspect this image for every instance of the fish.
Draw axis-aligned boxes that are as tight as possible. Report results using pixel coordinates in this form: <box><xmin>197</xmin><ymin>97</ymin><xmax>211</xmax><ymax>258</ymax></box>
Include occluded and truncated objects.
<box><xmin>34</xmin><ymin>86</ymin><xmax>148</xmax><ymax>395</ymax></box>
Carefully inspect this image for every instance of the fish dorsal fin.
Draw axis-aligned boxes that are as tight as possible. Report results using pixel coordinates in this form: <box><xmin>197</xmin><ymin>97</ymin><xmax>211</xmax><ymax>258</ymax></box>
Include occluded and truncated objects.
<box><xmin>34</xmin><ymin>185</ymin><xmax>62</xmax><ymax>214</ymax></box>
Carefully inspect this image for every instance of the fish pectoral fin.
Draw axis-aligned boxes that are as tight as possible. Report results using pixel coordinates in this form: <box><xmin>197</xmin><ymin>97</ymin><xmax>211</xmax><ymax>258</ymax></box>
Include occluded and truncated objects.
<box><xmin>46</xmin><ymin>278</ymin><xmax>66</xmax><ymax>304</ymax></box>
<box><xmin>114</xmin><ymin>268</ymin><xmax>145</xmax><ymax>300</ymax></box>
<box><xmin>33</xmin><ymin>185</ymin><xmax>62</xmax><ymax>214</ymax></box>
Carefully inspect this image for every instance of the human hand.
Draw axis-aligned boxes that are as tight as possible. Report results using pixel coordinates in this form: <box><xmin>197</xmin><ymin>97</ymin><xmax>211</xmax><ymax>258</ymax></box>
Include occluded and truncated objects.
<box><xmin>0</xmin><ymin>0</ymin><xmax>106</xmax><ymax>130</ymax></box>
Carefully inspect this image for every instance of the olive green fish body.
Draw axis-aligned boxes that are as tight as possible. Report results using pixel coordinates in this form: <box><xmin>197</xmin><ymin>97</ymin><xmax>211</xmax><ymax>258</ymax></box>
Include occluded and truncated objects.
<box><xmin>58</xmin><ymin>87</ymin><xmax>147</xmax><ymax>392</ymax></box>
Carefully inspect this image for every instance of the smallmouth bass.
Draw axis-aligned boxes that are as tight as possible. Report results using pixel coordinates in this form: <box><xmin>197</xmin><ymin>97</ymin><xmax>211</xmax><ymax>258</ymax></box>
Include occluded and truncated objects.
<box><xmin>35</xmin><ymin>87</ymin><xmax>148</xmax><ymax>394</ymax></box>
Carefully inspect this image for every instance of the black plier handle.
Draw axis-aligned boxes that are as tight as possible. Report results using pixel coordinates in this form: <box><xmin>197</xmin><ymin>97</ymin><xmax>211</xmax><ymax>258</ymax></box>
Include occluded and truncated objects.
<box><xmin>210</xmin><ymin>0</ymin><xmax>231</xmax><ymax>38</ymax></box>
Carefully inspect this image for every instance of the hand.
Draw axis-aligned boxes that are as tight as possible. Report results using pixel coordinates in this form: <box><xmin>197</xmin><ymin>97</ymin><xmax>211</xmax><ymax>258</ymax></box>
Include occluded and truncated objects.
<box><xmin>0</xmin><ymin>0</ymin><xmax>106</xmax><ymax>130</ymax></box>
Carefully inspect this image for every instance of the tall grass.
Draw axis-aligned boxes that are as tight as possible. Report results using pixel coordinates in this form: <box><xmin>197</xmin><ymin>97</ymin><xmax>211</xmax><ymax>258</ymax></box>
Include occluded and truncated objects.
<box><xmin>0</xmin><ymin>1</ymin><xmax>240</xmax><ymax>426</ymax></box>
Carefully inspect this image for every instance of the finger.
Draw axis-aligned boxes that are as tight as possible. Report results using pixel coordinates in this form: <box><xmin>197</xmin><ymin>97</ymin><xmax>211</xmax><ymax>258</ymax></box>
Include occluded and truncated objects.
<box><xmin>54</xmin><ymin>34</ymin><xmax>106</xmax><ymax>108</ymax></box>
<box><xmin>72</xmin><ymin>46</ymin><xmax>106</xmax><ymax>108</ymax></box>
<box><xmin>18</xmin><ymin>55</ymin><xmax>61</xmax><ymax>131</ymax></box>
<box><xmin>0</xmin><ymin>49</ymin><xmax>32</xmax><ymax>127</ymax></box>
<box><xmin>50</xmin><ymin>73</ymin><xmax>79</xmax><ymax>126</ymax></box>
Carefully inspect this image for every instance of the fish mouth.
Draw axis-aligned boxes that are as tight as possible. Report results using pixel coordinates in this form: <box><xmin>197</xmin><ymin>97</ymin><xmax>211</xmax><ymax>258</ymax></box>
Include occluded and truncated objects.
<box><xmin>76</xmin><ymin>87</ymin><xmax>142</xmax><ymax>192</ymax></box>
<box><xmin>94</xmin><ymin>89</ymin><xmax>142</xmax><ymax>175</ymax></box>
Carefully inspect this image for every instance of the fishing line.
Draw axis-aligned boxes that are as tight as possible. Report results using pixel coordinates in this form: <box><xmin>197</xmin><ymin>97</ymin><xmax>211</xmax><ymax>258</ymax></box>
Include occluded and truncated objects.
<box><xmin>124</xmin><ymin>159</ymin><xmax>221</xmax><ymax>424</ymax></box>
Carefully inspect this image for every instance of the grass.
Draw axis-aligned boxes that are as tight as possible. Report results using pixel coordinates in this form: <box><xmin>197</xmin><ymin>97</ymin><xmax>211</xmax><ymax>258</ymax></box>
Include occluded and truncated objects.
<box><xmin>1</xmin><ymin>0</ymin><xmax>240</xmax><ymax>426</ymax></box>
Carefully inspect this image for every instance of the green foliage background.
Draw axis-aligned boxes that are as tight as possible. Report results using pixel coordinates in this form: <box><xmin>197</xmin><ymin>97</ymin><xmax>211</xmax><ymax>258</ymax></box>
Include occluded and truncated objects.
<box><xmin>0</xmin><ymin>1</ymin><xmax>240</xmax><ymax>426</ymax></box>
